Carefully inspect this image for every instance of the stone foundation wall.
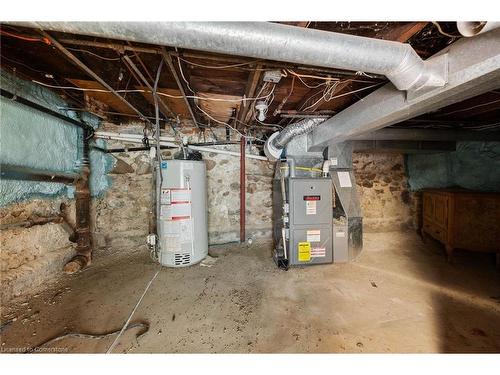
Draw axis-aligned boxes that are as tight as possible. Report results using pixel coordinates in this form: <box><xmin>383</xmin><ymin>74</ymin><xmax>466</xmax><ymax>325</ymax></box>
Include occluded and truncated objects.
<box><xmin>91</xmin><ymin>122</ymin><xmax>274</xmax><ymax>254</ymax></box>
<box><xmin>1</xmin><ymin>121</ymin><xmax>415</xmax><ymax>303</ymax></box>
<box><xmin>0</xmin><ymin>199</ymin><xmax>76</xmax><ymax>303</ymax></box>
<box><xmin>353</xmin><ymin>152</ymin><xmax>415</xmax><ymax>232</ymax></box>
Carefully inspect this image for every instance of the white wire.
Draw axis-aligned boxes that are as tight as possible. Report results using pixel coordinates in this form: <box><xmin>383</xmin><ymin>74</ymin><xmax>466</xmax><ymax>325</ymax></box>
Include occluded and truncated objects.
<box><xmin>431</xmin><ymin>21</ymin><xmax>460</xmax><ymax>38</ymax></box>
<box><xmin>174</xmin><ymin>57</ymin><xmax>260</xmax><ymax>140</ymax></box>
<box><xmin>301</xmin><ymin>82</ymin><xmax>383</xmax><ymax>112</ymax></box>
<box><xmin>66</xmin><ymin>47</ymin><xmax>123</xmax><ymax>61</ymax></box>
<box><xmin>177</xmin><ymin>56</ymin><xmax>261</xmax><ymax>69</ymax></box>
<box><xmin>31</xmin><ymin>80</ymin><xmax>277</xmax><ymax>104</ymax></box>
<box><xmin>106</xmin><ymin>268</ymin><xmax>160</xmax><ymax>354</ymax></box>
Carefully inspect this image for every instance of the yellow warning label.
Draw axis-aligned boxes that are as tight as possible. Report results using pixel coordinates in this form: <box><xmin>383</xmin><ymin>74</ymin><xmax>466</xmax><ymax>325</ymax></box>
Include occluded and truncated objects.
<box><xmin>298</xmin><ymin>242</ymin><xmax>311</xmax><ymax>262</ymax></box>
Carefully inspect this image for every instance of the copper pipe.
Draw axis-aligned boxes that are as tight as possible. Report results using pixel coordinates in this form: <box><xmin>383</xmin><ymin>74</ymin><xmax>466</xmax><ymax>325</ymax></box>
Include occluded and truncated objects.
<box><xmin>240</xmin><ymin>137</ymin><xmax>246</xmax><ymax>243</ymax></box>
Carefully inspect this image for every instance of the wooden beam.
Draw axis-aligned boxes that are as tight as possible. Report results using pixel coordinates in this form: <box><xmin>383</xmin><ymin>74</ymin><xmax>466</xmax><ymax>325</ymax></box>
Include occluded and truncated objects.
<box><xmin>59</xmin><ymin>38</ymin><xmax>159</xmax><ymax>54</ymax></box>
<box><xmin>162</xmin><ymin>48</ymin><xmax>199</xmax><ymax>128</ymax></box>
<box><xmin>377</xmin><ymin>22</ymin><xmax>428</xmax><ymax>42</ymax></box>
<box><xmin>234</xmin><ymin>64</ymin><xmax>263</xmax><ymax>129</ymax></box>
<box><xmin>122</xmin><ymin>54</ymin><xmax>176</xmax><ymax>119</ymax></box>
<box><xmin>40</xmin><ymin>31</ymin><xmax>155</xmax><ymax>128</ymax></box>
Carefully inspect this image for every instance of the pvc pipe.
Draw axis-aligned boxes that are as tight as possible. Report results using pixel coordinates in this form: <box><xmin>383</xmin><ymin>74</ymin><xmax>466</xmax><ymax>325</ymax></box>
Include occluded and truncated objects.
<box><xmin>95</xmin><ymin>131</ymin><xmax>176</xmax><ymax>142</ymax></box>
<box><xmin>188</xmin><ymin>145</ymin><xmax>268</xmax><ymax>161</ymax></box>
<box><xmin>457</xmin><ymin>22</ymin><xmax>500</xmax><ymax>37</ymax></box>
<box><xmin>95</xmin><ymin>133</ymin><xmax>268</xmax><ymax>161</ymax></box>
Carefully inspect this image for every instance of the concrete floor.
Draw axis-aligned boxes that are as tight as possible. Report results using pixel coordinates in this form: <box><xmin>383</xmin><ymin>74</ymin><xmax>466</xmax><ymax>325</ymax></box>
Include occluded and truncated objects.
<box><xmin>1</xmin><ymin>230</ymin><xmax>500</xmax><ymax>353</ymax></box>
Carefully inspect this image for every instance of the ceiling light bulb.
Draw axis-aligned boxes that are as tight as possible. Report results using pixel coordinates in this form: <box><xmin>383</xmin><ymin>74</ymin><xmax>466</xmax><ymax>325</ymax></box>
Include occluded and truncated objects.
<box><xmin>255</xmin><ymin>101</ymin><xmax>268</xmax><ymax>122</ymax></box>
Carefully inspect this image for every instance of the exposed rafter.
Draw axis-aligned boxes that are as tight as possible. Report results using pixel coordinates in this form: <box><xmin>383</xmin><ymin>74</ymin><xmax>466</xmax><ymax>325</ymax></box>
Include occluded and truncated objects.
<box><xmin>234</xmin><ymin>64</ymin><xmax>262</xmax><ymax>130</ymax></box>
<box><xmin>39</xmin><ymin>30</ymin><xmax>155</xmax><ymax>128</ymax></box>
<box><xmin>162</xmin><ymin>48</ymin><xmax>200</xmax><ymax>128</ymax></box>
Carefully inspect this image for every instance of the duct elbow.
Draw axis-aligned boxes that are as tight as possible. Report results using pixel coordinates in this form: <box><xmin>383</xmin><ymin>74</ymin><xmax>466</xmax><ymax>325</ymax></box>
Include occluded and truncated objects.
<box><xmin>388</xmin><ymin>47</ymin><xmax>448</xmax><ymax>91</ymax></box>
<box><xmin>457</xmin><ymin>21</ymin><xmax>500</xmax><ymax>37</ymax></box>
<box><xmin>264</xmin><ymin>132</ymin><xmax>283</xmax><ymax>161</ymax></box>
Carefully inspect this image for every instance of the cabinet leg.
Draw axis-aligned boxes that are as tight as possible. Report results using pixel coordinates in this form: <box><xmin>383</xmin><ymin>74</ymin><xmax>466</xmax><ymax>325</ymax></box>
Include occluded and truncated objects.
<box><xmin>420</xmin><ymin>228</ymin><xmax>426</xmax><ymax>242</ymax></box>
<box><xmin>445</xmin><ymin>245</ymin><xmax>454</xmax><ymax>263</ymax></box>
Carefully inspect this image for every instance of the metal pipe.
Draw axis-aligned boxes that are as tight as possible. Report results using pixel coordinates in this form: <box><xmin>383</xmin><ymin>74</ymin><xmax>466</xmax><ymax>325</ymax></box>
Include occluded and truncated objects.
<box><xmin>240</xmin><ymin>137</ymin><xmax>246</xmax><ymax>243</ymax></box>
<box><xmin>188</xmin><ymin>144</ymin><xmax>267</xmax><ymax>161</ymax></box>
<box><xmin>1</xmin><ymin>89</ymin><xmax>92</xmax><ymax>131</ymax></box>
<box><xmin>0</xmin><ymin>164</ymin><xmax>79</xmax><ymax>184</ymax></box>
<box><xmin>94</xmin><ymin>132</ymin><xmax>268</xmax><ymax>160</ymax></box>
<box><xmin>12</xmin><ymin>22</ymin><xmax>446</xmax><ymax>91</ymax></box>
<box><xmin>264</xmin><ymin>118</ymin><xmax>325</xmax><ymax>161</ymax></box>
<box><xmin>94</xmin><ymin>131</ymin><xmax>176</xmax><ymax>142</ymax></box>
<box><xmin>63</xmin><ymin>128</ymin><xmax>92</xmax><ymax>274</ymax></box>
<box><xmin>457</xmin><ymin>21</ymin><xmax>500</xmax><ymax>37</ymax></box>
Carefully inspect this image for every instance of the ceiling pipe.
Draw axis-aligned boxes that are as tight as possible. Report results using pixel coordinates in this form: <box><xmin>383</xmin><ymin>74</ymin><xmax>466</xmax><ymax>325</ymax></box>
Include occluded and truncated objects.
<box><xmin>264</xmin><ymin>118</ymin><xmax>325</xmax><ymax>161</ymax></box>
<box><xmin>457</xmin><ymin>21</ymin><xmax>500</xmax><ymax>37</ymax></box>
<box><xmin>9</xmin><ymin>22</ymin><xmax>446</xmax><ymax>91</ymax></box>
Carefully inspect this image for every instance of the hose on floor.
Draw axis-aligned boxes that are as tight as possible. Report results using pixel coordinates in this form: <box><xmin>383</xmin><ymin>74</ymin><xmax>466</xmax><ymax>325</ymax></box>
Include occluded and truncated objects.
<box><xmin>24</xmin><ymin>321</ymin><xmax>149</xmax><ymax>353</ymax></box>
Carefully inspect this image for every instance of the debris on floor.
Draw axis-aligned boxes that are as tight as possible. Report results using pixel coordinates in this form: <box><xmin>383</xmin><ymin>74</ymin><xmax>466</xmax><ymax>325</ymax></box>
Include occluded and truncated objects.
<box><xmin>200</xmin><ymin>255</ymin><xmax>217</xmax><ymax>268</ymax></box>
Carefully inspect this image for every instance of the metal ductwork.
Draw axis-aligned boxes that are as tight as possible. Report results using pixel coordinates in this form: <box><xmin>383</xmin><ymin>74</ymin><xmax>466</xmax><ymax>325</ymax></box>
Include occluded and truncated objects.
<box><xmin>264</xmin><ymin>118</ymin><xmax>325</xmax><ymax>161</ymax></box>
<box><xmin>10</xmin><ymin>21</ymin><xmax>446</xmax><ymax>91</ymax></box>
<box><xmin>457</xmin><ymin>21</ymin><xmax>500</xmax><ymax>37</ymax></box>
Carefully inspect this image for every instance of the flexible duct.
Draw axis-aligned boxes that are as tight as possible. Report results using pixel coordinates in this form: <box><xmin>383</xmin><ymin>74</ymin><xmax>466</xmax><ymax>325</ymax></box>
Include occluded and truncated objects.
<box><xmin>10</xmin><ymin>22</ymin><xmax>446</xmax><ymax>91</ymax></box>
<box><xmin>264</xmin><ymin>118</ymin><xmax>325</xmax><ymax>161</ymax></box>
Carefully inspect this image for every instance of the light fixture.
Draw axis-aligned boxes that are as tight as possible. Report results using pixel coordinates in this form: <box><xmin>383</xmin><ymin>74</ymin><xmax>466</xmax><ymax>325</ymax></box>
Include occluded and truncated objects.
<box><xmin>255</xmin><ymin>101</ymin><xmax>268</xmax><ymax>122</ymax></box>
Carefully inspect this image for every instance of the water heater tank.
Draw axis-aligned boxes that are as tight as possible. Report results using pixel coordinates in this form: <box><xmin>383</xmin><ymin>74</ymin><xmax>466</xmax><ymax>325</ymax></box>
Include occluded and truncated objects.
<box><xmin>157</xmin><ymin>159</ymin><xmax>208</xmax><ymax>267</ymax></box>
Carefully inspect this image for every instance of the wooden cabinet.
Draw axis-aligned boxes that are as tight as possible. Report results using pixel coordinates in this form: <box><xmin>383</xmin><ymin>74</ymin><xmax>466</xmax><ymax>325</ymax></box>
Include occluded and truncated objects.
<box><xmin>421</xmin><ymin>189</ymin><xmax>500</xmax><ymax>264</ymax></box>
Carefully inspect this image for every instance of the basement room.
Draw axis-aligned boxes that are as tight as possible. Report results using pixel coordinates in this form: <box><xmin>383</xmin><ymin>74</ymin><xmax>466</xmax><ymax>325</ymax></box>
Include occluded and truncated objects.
<box><xmin>1</xmin><ymin>3</ymin><xmax>500</xmax><ymax>367</ymax></box>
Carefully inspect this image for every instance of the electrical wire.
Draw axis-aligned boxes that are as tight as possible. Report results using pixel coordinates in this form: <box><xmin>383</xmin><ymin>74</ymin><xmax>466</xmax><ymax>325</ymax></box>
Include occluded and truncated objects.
<box><xmin>177</xmin><ymin>56</ymin><xmax>261</xmax><ymax>69</ymax></box>
<box><xmin>0</xmin><ymin>29</ymin><xmax>51</xmax><ymax>44</ymax></box>
<box><xmin>301</xmin><ymin>82</ymin><xmax>384</xmax><ymax>112</ymax></box>
<box><xmin>1</xmin><ymin>55</ymin><xmax>49</xmax><ymax>75</ymax></box>
<box><xmin>31</xmin><ymin>79</ymin><xmax>277</xmax><ymax>104</ymax></box>
<box><xmin>436</xmin><ymin>98</ymin><xmax>500</xmax><ymax>117</ymax></box>
<box><xmin>66</xmin><ymin>47</ymin><xmax>123</xmax><ymax>61</ymax></box>
<box><xmin>175</xmin><ymin>57</ymin><xmax>270</xmax><ymax>141</ymax></box>
<box><xmin>287</xmin><ymin>69</ymin><xmax>377</xmax><ymax>87</ymax></box>
<box><xmin>25</xmin><ymin>322</ymin><xmax>149</xmax><ymax>353</ymax></box>
<box><xmin>431</xmin><ymin>22</ymin><xmax>460</xmax><ymax>38</ymax></box>
<box><xmin>106</xmin><ymin>268</ymin><xmax>160</xmax><ymax>353</ymax></box>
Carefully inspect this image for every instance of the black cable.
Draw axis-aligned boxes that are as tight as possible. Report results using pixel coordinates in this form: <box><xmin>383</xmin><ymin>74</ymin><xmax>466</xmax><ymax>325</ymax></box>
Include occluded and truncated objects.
<box><xmin>24</xmin><ymin>321</ymin><xmax>149</xmax><ymax>353</ymax></box>
<box><xmin>1</xmin><ymin>89</ymin><xmax>93</xmax><ymax>132</ymax></box>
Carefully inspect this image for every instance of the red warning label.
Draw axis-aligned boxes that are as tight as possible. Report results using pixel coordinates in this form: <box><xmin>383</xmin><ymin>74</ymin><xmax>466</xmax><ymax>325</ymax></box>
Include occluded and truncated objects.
<box><xmin>311</xmin><ymin>247</ymin><xmax>326</xmax><ymax>258</ymax></box>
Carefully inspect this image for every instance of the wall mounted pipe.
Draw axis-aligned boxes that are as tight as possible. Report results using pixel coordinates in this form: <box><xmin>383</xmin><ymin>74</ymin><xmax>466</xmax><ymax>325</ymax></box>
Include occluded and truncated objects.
<box><xmin>1</xmin><ymin>89</ymin><xmax>93</xmax><ymax>132</ymax></box>
<box><xmin>240</xmin><ymin>138</ymin><xmax>246</xmax><ymax>243</ymax></box>
<box><xmin>63</xmin><ymin>128</ymin><xmax>92</xmax><ymax>274</ymax></box>
<box><xmin>94</xmin><ymin>132</ymin><xmax>268</xmax><ymax>161</ymax></box>
<box><xmin>10</xmin><ymin>22</ymin><xmax>446</xmax><ymax>91</ymax></box>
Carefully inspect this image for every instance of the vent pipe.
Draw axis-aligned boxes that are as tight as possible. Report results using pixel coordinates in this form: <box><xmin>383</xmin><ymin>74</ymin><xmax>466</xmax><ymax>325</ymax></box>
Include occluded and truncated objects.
<box><xmin>10</xmin><ymin>22</ymin><xmax>446</xmax><ymax>91</ymax></box>
<box><xmin>264</xmin><ymin>118</ymin><xmax>325</xmax><ymax>161</ymax></box>
<box><xmin>457</xmin><ymin>21</ymin><xmax>500</xmax><ymax>37</ymax></box>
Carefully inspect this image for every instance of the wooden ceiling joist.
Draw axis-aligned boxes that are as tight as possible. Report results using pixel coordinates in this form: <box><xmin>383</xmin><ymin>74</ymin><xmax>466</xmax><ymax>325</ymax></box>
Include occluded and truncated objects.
<box><xmin>234</xmin><ymin>64</ymin><xmax>263</xmax><ymax>129</ymax></box>
<box><xmin>162</xmin><ymin>49</ymin><xmax>200</xmax><ymax>128</ymax></box>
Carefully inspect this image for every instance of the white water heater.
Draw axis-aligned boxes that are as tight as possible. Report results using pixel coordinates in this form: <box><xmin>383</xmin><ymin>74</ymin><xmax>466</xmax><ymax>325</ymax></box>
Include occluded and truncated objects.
<box><xmin>157</xmin><ymin>159</ymin><xmax>208</xmax><ymax>267</ymax></box>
